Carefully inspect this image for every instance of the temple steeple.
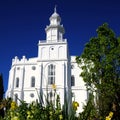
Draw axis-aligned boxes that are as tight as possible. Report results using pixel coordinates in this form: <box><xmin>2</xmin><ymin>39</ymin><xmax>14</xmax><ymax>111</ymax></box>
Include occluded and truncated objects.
<box><xmin>45</xmin><ymin>6</ymin><xmax>65</xmax><ymax>42</ymax></box>
<box><xmin>54</xmin><ymin>5</ymin><xmax>57</xmax><ymax>13</ymax></box>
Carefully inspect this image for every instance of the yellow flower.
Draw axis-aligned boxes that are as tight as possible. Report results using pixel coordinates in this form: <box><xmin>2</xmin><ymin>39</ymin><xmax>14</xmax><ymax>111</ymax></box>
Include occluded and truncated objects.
<box><xmin>11</xmin><ymin>101</ymin><xmax>16</xmax><ymax>106</ymax></box>
<box><xmin>10</xmin><ymin>101</ymin><xmax>17</xmax><ymax>110</ymax></box>
<box><xmin>52</xmin><ymin>84</ymin><xmax>56</xmax><ymax>90</ymax></box>
<box><xmin>109</xmin><ymin>112</ymin><xmax>113</xmax><ymax>118</ymax></box>
<box><xmin>72</xmin><ymin>101</ymin><xmax>79</xmax><ymax>111</ymax></box>
<box><xmin>105</xmin><ymin>111</ymin><xmax>114</xmax><ymax>120</ymax></box>
<box><xmin>106</xmin><ymin>116</ymin><xmax>111</xmax><ymax>120</ymax></box>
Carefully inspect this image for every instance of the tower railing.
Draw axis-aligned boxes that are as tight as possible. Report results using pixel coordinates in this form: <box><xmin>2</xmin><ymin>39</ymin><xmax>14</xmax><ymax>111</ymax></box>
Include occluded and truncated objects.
<box><xmin>39</xmin><ymin>39</ymin><xmax>67</xmax><ymax>44</ymax></box>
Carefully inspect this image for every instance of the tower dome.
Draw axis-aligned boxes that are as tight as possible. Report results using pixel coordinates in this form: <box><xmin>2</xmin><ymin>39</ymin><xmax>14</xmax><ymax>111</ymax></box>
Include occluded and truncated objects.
<box><xmin>49</xmin><ymin>7</ymin><xmax>61</xmax><ymax>22</ymax></box>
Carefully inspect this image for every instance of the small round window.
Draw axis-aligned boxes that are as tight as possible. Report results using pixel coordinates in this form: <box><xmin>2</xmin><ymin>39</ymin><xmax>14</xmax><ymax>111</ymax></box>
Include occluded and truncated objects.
<box><xmin>17</xmin><ymin>67</ymin><xmax>20</xmax><ymax>70</ymax></box>
<box><xmin>30</xmin><ymin>93</ymin><xmax>34</xmax><ymax>98</ymax></box>
<box><xmin>51</xmin><ymin>48</ymin><xmax>54</xmax><ymax>50</ymax></box>
<box><xmin>32</xmin><ymin>66</ymin><xmax>36</xmax><ymax>70</ymax></box>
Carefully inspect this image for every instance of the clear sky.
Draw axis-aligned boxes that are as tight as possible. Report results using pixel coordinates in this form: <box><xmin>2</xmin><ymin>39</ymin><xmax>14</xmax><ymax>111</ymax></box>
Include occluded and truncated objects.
<box><xmin>0</xmin><ymin>0</ymin><xmax>120</xmax><ymax>93</ymax></box>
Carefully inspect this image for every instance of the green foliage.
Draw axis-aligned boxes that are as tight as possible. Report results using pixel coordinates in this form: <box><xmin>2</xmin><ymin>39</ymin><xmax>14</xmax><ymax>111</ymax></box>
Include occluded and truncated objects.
<box><xmin>0</xmin><ymin>77</ymin><xmax>108</xmax><ymax>120</ymax></box>
<box><xmin>76</xmin><ymin>23</ymin><xmax>120</xmax><ymax>119</ymax></box>
<box><xmin>2</xmin><ymin>91</ymin><xmax>81</xmax><ymax>120</ymax></box>
<box><xmin>3</xmin><ymin>93</ymin><xmax>66</xmax><ymax>120</ymax></box>
<box><xmin>78</xmin><ymin>93</ymin><xmax>98</xmax><ymax>120</ymax></box>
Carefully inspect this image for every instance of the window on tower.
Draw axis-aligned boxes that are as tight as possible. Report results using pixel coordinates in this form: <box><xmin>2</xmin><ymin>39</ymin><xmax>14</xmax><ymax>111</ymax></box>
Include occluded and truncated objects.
<box><xmin>31</xmin><ymin>76</ymin><xmax>35</xmax><ymax>87</ymax></box>
<box><xmin>16</xmin><ymin>77</ymin><xmax>19</xmax><ymax>88</ymax></box>
<box><xmin>48</xmin><ymin>64</ymin><xmax>55</xmax><ymax>85</ymax></box>
<box><xmin>71</xmin><ymin>75</ymin><xmax>75</xmax><ymax>86</ymax></box>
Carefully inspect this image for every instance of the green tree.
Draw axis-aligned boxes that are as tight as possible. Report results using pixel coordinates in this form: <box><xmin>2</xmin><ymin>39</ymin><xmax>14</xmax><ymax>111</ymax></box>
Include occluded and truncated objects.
<box><xmin>76</xmin><ymin>23</ymin><xmax>120</xmax><ymax>119</ymax></box>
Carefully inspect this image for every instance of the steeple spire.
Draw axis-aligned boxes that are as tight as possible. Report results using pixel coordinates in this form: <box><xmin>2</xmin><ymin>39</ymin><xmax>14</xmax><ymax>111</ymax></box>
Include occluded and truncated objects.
<box><xmin>54</xmin><ymin>5</ymin><xmax>57</xmax><ymax>13</ymax></box>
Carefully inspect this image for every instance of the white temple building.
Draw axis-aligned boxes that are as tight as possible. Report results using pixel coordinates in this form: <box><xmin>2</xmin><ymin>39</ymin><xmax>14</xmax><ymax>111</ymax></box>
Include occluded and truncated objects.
<box><xmin>6</xmin><ymin>7</ymin><xmax>88</xmax><ymax>113</ymax></box>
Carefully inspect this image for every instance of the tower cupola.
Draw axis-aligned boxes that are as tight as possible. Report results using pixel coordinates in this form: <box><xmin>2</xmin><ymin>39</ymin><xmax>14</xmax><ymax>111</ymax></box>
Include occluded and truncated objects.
<box><xmin>45</xmin><ymin>6</ymin><xmax>65</xmax><ymax>42</ymax></box>
<box><xmin>49</xmin><ymin>7</ymin><xmax>61</xmax><ymax>25</ymax></box>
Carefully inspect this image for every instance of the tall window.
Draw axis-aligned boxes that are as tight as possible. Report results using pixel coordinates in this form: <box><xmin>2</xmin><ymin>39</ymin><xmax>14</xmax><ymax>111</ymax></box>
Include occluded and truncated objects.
<box><xmin>16</xmin><ymin>77</ymin><xmax>19</xmax><ymax>88</ymax></box>
<box><xmin>48</xmin><ymin>64</ymin><xmax>55</xmax><ymax>85</ymax></box>
<box><xmin>31</xmin><ymin>76</ymin><xmax>35</xmax><ymax>87</ymax></box>
<box><xmin>71</xmin><ymin>75</ymin><xmax>75</xmax><ymax>86</ymax></box>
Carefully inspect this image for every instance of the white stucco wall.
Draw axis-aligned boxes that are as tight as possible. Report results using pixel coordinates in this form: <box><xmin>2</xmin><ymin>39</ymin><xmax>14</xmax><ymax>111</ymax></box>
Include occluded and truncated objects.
<box><xmin>71</xmin><ymin>56</ymin><xmax>87</xmax><ymax>112</ymax></box>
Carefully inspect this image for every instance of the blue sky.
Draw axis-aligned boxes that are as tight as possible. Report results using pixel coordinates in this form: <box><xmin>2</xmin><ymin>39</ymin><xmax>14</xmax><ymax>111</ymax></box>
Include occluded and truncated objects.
<box><xmin>0</xmin><ymin>0</ymin><xmax>120</xmax><ymax>93</ymax></box>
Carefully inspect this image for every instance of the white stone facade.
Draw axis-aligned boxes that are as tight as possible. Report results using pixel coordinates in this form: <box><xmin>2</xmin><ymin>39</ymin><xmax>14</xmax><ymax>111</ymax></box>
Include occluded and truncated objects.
<box><xmin>6</xmin><ymin>8</ymin><xmax>88</xmax><ymax>113</ymax></box>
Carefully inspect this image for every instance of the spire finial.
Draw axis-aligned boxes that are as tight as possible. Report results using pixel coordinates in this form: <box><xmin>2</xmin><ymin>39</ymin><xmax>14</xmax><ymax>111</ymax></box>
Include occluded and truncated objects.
<box><xmin>54</xmin><ymin>5</ymin><xmax>57</xmax><ymax>13</ymax></box>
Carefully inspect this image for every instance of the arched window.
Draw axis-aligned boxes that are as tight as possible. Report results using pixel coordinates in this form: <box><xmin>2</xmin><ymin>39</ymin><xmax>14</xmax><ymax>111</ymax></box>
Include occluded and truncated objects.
<box><xmin>48</xmin><ymin>64</ymin><xmax>55</xmax><ymax>85</ymax></box>
<box><xmin>16</xmin><ymin>77</ymin><xmax>19</xmax><ymax>88</ymax></box>
<box><xmin>31</xmin><ymin>76</ymin><xmax>35</xmax><ymax>87</ymax></box>
<box><xmin>71</xmin><ymin>75</ymin><xmax>75</xmax><ymax>86</ymax></box>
